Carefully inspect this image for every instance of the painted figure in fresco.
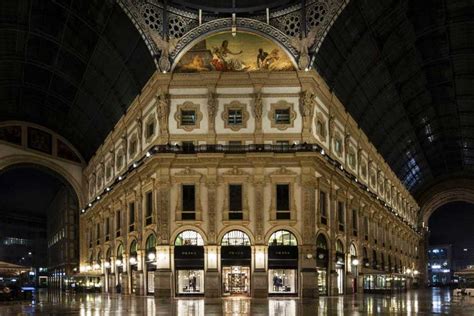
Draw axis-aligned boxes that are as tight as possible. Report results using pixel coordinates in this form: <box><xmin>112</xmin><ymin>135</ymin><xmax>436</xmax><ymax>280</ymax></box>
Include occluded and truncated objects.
<box><xmin>213</xmin><ymin>40</ymin><xmax>248</xmax><ymax>71</ymax></box>
<box><xmin>261</xmin><ymin>49</ymin><xmax>281</xmax><ymax>70</ymax></box>
<box><xmin>257</xmin><ymin>48</ymin><xmax>269</xmax><ymax>69</ymax></box>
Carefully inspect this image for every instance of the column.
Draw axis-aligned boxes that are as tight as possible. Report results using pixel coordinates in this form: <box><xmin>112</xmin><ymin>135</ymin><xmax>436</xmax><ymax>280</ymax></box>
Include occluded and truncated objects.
<box><xmin>300</xmin><ymin>245</ymin><xmax>318</xmax><ymax>299</ymax></box>
<box><xmin>121</xmin><ymin>254</ymin><xmax>129</xmax><ymax>294</ymax></box>
<box><xmin>252</xmin><ymin>245</ymin><xmax>267</xmax><ymax>298</ymax></box>
<box><xmin>154</xmin><ymin>245</ymin><xmax>172</xmax><ymax>298</ymax></box>
<box><xmin>205</xmin><ymin>245</ymin><xmax>220</xmax><ymax>298</ymax></box>
<box><xmin>134</xmin><ymin>249</ymin><xmax>145</xmax><ymax>295</ymax></box>
<box><xmin>301</xmin><ymin>173</ymin><xmax>318</xmax><ymax>298</ymax></box>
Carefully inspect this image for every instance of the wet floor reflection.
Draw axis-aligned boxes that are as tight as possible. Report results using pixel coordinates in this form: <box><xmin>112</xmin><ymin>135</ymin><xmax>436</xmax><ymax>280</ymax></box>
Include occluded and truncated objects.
<box><xmin>1</xmin><ymin>288</ymin><xmax>474</xmax><ymax>315</ymax></box>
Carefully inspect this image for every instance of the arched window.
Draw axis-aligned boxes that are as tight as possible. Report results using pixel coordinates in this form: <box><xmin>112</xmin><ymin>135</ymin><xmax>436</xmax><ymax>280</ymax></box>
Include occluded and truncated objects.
<box><xmin>106</xmin><ymin>248</ymin><xmax>111</xmax><ymax>261</ymax></box>
<box><xmin>350</xmin><ymin>244</ymin><xmax>357</xmax><ymax>257</ymax></box>
<box><xmin>175</xmin><ymin>230</ymin><xmax>204</xmax><ymax>246</ymax></box>
<box><xmin>336</xmin><ymin>240</ymin><xmax>344</xmax><ymax>253</ymax></box>
<box><xmin>117</xmin><ymin>243</ymin><xmax>124</xmax><ymax>259</ymax></box>
<box><xmin>316</xmin><ymin>234</ymin><xmax>328</xmax><ymax>250</ymax></box>
<box><xmin>268</xmin><ymin>230</ymin><xmax>297</xmax><ymax>246</ymax></box>
<box><xmin>146</xmin><ymin>234</ymin><xmax>156</xmax><ymax>252</ymax></box>
<box><xmin>221</xmin><ymin>230</ymin><xmax>250</xmax><ymax>246</ymax></box>
<box><xmin>96</xmin><ymin>250</ymin><xmax>102</xmax><ymax>264</ymax></box>
<box><xmin>130</xmin><ymin>240</ymin><xmax>138</xmax><ymax>256</ymax></box>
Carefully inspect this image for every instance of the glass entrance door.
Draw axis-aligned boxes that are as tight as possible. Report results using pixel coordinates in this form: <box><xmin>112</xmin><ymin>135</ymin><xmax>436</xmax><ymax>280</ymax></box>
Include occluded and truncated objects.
<box><xmin>222</xmin><ymin>266</ymin><xmax>250</xmax><ymax>295</ymax></box>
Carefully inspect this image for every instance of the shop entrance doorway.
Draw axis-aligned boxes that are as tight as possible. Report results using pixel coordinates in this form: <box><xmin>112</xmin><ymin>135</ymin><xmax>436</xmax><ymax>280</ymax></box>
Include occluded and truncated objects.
<box><xmin>222</xmin><ymin>266</ymin><xmax>250</xmax><ymax>295</ymax></box>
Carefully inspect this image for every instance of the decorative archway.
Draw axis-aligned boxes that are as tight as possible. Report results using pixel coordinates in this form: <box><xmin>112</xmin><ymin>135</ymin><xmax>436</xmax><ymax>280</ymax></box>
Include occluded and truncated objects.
<box><xmin>0</xmin><ymin>158</ymin><xmax>84</xmax><ymax>207</ymax></box>
<box><xmin>419</xmin><ymin>179</ymin><xmax>474</xmax><ymax>225</ymax></box>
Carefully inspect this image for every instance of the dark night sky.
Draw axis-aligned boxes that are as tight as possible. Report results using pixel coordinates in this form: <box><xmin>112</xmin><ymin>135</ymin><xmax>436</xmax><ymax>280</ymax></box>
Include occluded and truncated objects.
<box><xmin>429</xmin><ymin>201</ymin><xmax>474</xmax><ymax>267</ymax></box>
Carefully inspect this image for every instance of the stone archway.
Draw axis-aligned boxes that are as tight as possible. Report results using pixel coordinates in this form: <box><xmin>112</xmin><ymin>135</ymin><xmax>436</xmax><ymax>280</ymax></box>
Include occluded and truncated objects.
<box><xmin>0</xmin><ymin>155</ymin><xmax>85</xmax><ymax>208</ymax></box>
<box><xmin>418</xmin><ymin>178</ymin><xmax>474</xmax><ymax>226</ymax></box>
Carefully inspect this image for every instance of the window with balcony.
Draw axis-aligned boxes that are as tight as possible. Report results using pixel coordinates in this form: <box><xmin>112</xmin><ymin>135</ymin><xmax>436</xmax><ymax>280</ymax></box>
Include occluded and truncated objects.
<box><xmin>337</xmin><ymin>201</ymin><xmax>345</xmax><ymax>231</ymax></box>
<box><xmin>129</xmin><ymin>202</ymin><xmax>135</xmax><ymax>232</ymax></box>
<box><xmin>145</xmin><ymin>191</ymin><xmax>153</xmax><ymax>225</ymax></box>
<box><xmin>320</xmin><ymin>191</ymin><xmax>327</xmax><ymax>225</ymax></box>
<box><xmin>182</xmin><ymin>185</ymin><xmax>196</xmax><ymax>220</ymax></box>
<box><xmin>116</xmin><ymin>210</ymin><xmax>121</xmax><ymax>237</ymax></box>
<box><xmin>229</xmin><ymin>184</ymin><xmax>243</xmax><ymax>220</ymax></box>
<box><xmin>276</xmin><ymin>184</ymin><xmax>291</xmax><ymax>220</ymax></box>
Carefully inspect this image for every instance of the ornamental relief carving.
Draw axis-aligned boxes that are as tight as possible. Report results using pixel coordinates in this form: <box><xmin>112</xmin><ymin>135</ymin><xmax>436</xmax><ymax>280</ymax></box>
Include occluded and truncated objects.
<box><xmin>221</xmin><ymin>101</ymin><xmax>250</xmax><ymax>131</ymax></box>
<box><xmin>156</xmin><ymin>91</ymin><xmax>170</xmax><ymax>135</ymax></box>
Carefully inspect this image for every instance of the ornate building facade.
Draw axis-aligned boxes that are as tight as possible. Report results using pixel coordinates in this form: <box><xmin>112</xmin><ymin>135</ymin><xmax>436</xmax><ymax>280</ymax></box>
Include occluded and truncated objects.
<box><xmin>77</xmin><ymin>0</ymin><xmax>421</xmax><ymax>298</ymax></box>
<box><xmin>79</xmin><ymin>68</ymin><xmax>422</xmax><ymax>297</ymax></box>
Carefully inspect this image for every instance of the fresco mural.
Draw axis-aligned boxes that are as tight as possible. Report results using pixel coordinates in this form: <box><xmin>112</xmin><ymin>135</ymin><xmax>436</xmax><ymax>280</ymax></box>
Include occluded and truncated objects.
<box><xmin>174</xmin><ymin>32</ymin><xmax>295</xmax><ymax>72</ymax></box>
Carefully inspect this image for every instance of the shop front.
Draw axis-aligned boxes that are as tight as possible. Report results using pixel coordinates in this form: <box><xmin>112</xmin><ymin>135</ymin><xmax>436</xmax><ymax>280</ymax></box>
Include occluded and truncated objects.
<box><xmin>145</xmin><ymin>234</ymin><xmax>156</xmax><ymax>295</ymax></box>
<box><xmin>349</xmin><ymin>244</ymin><xmax>359</xmax><ymax>293</ymax></box>
<box><xmin>174</xmin><ymin>230</ymin><xmax>205</xmax><ymax>295</ymax></box>
<box><xmin>335</xmin><ymin>240</ymin><xmax>345</xmax><ymax>295</ymax></box>
<box><xmin>221</xmin><ymin>230</ymin><xmax>251</xmax><ymax>296</ymax></box>
<box><xmin>267</xmin><ymin>230</ymin><xmax>298</xmax><ymax>296</ymax></box>
<box><xmin>104</xmin><ymin>248</ymin><xmax>112</xmax><ymax>293</ymax></box>
<box><xmin>316</xmin><ymin>234</ymin><xmax>329</xmax><ymax>296</ymax></box>
<box><xmin>363</xmin><ymin>274</ymin><xmax>407</xmax><ymax>294</ymax></box>
<box><xmin>115</xmin><ymin>243</ymin><xmax>124</xmax><ymax>293</ymax></box>
<box><xmin>129</xmin><ymin>240</ymin><xmax>138</xmax><ymax>294</ymax></box>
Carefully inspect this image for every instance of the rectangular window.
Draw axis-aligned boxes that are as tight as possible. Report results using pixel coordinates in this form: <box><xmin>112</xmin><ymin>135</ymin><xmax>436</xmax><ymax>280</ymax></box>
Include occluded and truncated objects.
<box><xmin>229</xmin><ymin>184</ymin><xmax>243</xmax><ymax>220</ymax></box>
<box><xmin>364</xmin><ymin>217</ymin><xmax>369</xmax><ymax>241</ymax></box>
<box><xmin>352</xmin><ymin>209</ymin><xmax>358</xmax><ymax>236</ymax></box>
<box><xmin>276</xmin><ymin>184</ymin><xmax>290</xmax><ymax>220</ymax></box>
<box><xmin>182</xmin><ymin>185</ymin><xmax>196</xmax><ymax>220</ymax></box>
<box><xmin>105</xmin><ymin>217</ymin><xmax>110</xmax><ymax>241</ymax></box>
<box><xmin>228</xmin><ymin>109</ymin><xmax>243</xmax><ymax>125</ymax></box>
<box><xmin>145</xmin><ymin>191</ymin><xmax>153</xmax><ymax>225</ymax></box>
<box><xmin>116</xmin><ymin>211</ymin><xmax>121</xmax><ymax>237</ymax></box>
<box><xmin>320</xmin><ymin>191</ymin><xmax>327</xmax><ymax>225</ymax></box>
<box><xmin>129</xmin><ymin>202</ymin><xmax>135</xmax><ymax>232</ymax></box>
<box><xmin>181</xmin><ymin>110</ymin><xmax>196</xmax><ymax>125</ymax></box>
<box><xmin>96</xmin><ymin>223</ymin><xmax>100</xmax><ymax>245</ymax></box>
<box><xmin>338</xmin><ymin>201</ymin><xmax>345</xmax><ymax>231</ymax></box>
<box><xmin>146</xmin><ymin>121</ymin><xmax>155</xmax><ymax>138</ymax></box>
<box><xmin>275</xmin><ymin>109</ymin><xmax>290</xmax><ymax>124</ymax></box>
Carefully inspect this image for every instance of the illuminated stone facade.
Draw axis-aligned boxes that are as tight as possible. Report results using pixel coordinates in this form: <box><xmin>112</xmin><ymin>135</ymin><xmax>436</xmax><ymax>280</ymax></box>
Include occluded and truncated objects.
<box><xmin>79</xmin><ymin>70</ymin><xmax>422</xmax><ymax>297</ymax></box>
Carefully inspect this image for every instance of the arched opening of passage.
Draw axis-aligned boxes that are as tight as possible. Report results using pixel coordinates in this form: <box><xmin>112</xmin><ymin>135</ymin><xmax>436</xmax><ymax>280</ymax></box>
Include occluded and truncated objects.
<box><xmin>316</xmin><ymin>234</ymin><xmax>329</xmax><ymax>296</ymax></box>
<box><xmin>426</xmin><ymin>201</ymin><xmax>474</xmax><ymax>287</ymax></box>
<box><xmin>0</xmin><ymin>163</ymin><xmax>80</xmax><ymax>288</ymax></box>
<box><xmin>268</xmin><ymin>230</ymin><xmax>298</xmax><ymax>295</ymax></box>
<box><xmin>174</xmin><ymin>230</ymin><xmax>205</xmax><ymax>295</ymax></box>
<box><xmin>220</xmin><ymin>230</ymin><xmax>251</xmax><ymax>296</ymax></box>
<box><xmin>335</xmin><ymin>240</ymin><xmax>345</xmax><ymax>295</ymax></box>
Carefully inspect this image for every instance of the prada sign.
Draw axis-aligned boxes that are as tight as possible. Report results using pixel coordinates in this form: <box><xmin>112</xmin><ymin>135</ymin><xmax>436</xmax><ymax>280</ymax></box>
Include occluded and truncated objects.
<box><xmin>268</xmin><ymin>246</ymin><xmax>298</xmax><ymax>269</ymax></box>
<box><xmin>174</xmin><ymin>246</ymin><xmax>204</xmax><ymax>269</ymax></box>
<box><xmin>221</xmin><ymin>246</ymin><xmax>251</xmax><ymax>266</ymax></box>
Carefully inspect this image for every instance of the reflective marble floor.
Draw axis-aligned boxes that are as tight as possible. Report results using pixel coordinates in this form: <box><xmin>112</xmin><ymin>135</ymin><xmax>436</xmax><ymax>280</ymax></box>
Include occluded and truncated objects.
<box><xmin>0</xmin><ymin>288</ymin><xmax>473</xmax><ymax>315</ymax></box>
